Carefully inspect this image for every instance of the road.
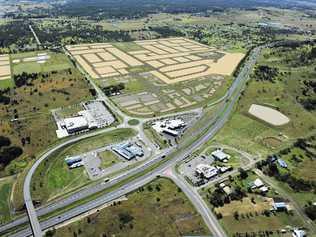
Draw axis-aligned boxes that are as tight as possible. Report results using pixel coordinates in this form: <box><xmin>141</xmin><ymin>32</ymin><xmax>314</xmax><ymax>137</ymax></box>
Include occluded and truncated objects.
<box><xmin>162</xmin><ymin>167</ymin><xmax>227</xmax><ymax>237</ymax></box>
<box><xmin>1</xmin><ymin>44</ymin><xmax>264</xmax><ymax>237</ymax></box>
<box><xmin>29</xmin><ymin>24</ymin><xmax>41</xmax><ymax>46</ymax></box>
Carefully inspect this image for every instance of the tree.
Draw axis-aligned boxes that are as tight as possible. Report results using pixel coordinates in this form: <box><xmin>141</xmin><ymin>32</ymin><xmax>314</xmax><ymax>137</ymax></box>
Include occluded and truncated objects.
<box><xmin>305</xmin><ymin>205</ymin><xmax>316</xmax><ymax>220</ymax></box>
<box><xmin>0</xmin><ymin>136</ymin><xmax>11</xmax><ymax>148</ymax></box>
<box><xmin>238</xmin><ymin>168</ymin><xmax>248</xmax><ymax>180</ymax></box>
<box><xmin>234</xmin><ymin>211</ymin><xmax>239</xmax><ymax>220</ymax></box>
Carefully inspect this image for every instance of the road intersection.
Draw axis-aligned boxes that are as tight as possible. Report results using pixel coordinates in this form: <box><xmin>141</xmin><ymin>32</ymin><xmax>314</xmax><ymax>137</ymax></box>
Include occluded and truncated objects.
<box><xmin>1</xmin><ymin>44</ymin><xmax>264</xmax><ymax>237</ymax></box>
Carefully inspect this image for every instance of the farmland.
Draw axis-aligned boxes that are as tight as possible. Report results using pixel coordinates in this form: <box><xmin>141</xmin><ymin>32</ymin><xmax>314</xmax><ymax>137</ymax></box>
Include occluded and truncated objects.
<box><xmin>52</xmin><ymin>178</ymin><xmax>210</xmax><ymax>237</ymax></box>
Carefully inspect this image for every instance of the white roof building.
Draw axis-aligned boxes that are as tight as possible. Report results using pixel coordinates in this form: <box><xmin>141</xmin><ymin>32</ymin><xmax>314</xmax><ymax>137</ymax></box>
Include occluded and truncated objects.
<box><xmin>166</xmin><ymin>119</ymin><xmax>186</xmax><ymax>129</ymax></box>
<box><xmin>259</xmin><ymin>186</ymin><xmax>269</xmax><ymax>193</ymax></box>
<box><xmin>64</xmin><ymin>116</ymin><xmax>89</xmax><ymax>133</ymax></box>
<box><xmin>196</xmin><ymin>164</ymin><xmax>218</xmax><ymax>179</ymax></box>
<box><xmin>253</xmin><ymin>178</ymin><xmax>264</xmax><ymax>188</ymax></box>
<box><xmin>292</xmin><ymin>229</ymin><xmax>306</xmax><ymax>237</ymax></box>
<box><xmin>78</xmin><ymin>110</ymin><xmax>98</xmax><ymax>129</ymax></box>
<box><xmin>152</xmin><ymin>118</ymin><xmax>186</xmax><ymax>134</ymax></box>
<box><xmin>211</xmin><ymin>149</ymin><xmax>230</xmax><ymax>162</ymax></box>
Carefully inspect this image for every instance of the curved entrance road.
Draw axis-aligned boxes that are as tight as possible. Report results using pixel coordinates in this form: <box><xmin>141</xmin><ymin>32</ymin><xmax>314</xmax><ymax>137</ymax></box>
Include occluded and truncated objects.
<box><xmin>3</xmin><ymin>44</ymin><xmax>264</xmax><ymax>237</ymax></box>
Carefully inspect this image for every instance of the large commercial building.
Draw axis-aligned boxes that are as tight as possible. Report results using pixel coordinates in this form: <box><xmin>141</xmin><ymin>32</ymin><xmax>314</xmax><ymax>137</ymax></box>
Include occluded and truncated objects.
<box><xmin>55</xmin><ymin>100</ymin><xmax>115</xmax><ymax>138</ymax></box>
<box><xmin>195</xmin><ymin>164</ymin><xmax>218</xmax><ymax>179</ymax></box>
<box><xmin>152</xmin><ymin>118</ymin><xmax>186</xmax><ymax>137</ymax></box>
<box><xmin>63</xmin><ymin>116</ymin><xmax>89</xmax><ymax>134</ymax></box>
<box><xmin>112</xmin><ymin>142</ymin><xmax>144</xmax><ymax>160</ymax></box>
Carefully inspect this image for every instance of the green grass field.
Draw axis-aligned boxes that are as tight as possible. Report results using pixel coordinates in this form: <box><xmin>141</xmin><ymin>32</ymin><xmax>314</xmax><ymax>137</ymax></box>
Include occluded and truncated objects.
<box><xmin>30</xmin><ymin>128</ymin><xmax>136</xmax><ymax>205</ymax></box>
<box><xmin>99</xmin><ymin>150</ymin><xmax>120</xmax><ymax>169</ymax></box>
<box><xmin>11</xmin><ymin>51</ymin><xmax>73</xmax><ymax>75</ymax></box>
<box><xmin>0</xmin><ymin>79</ymin><xmax>14</xmax><ymax>89</ymax></box>
<box><xmin>53</xmin><ymin>178</ymin><xmax>210</xmax><ymax>237</ymax></box>
<box><xmin>0</xmin><ymin>176</ymin><xmax>15</xmax><ymax>224</ymax></box>
<box><xmin>220</xmin><ymin>212</ymin><xmax>303</xmax><ymax>237</ymax></box>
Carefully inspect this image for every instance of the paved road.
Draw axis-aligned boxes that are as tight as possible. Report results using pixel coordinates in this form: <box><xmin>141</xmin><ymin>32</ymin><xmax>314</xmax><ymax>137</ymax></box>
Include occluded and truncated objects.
<box><xmin>2</xmin><ymin>44</ymin><xmax>264</xmax><ymax>237</ymax></box>
<box><xmin>162</xmin><ymin>167</ymin><xmax>227</xmax><ymax>237</ymax></box>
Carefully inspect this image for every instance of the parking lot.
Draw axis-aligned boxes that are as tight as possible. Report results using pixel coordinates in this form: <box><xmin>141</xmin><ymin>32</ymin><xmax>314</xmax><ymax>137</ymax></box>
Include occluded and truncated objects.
<box><xmin>67</xmin><ymin>137</ymin><xmax>150</xmax><ymax>180</ymax></box>
<box><xmin>179</xmin><ymin>155</ymin><xmax>214</xmax><ymax>185</ymax></box>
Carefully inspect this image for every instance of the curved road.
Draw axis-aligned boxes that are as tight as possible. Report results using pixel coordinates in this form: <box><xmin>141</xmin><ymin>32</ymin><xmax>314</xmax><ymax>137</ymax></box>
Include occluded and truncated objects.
<box><xmin>2</xmin><ymin>44</ymin><xmax>264</xmax><ymax>237</ymax></box>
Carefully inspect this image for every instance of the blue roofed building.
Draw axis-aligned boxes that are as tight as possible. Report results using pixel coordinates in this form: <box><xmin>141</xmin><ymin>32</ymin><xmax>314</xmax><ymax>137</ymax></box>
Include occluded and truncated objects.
<box><xmin>273</xmin><ymin>201</ymin><xmax>288</xmax><ymax>211</ymax></box>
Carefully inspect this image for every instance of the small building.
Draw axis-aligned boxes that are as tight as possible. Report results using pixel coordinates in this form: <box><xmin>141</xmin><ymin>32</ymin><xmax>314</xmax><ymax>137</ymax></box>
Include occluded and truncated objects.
<box><xmin>152</xmin><ymin>118</ymin><xmax>186</xmax><ymax>137</ymax></box>
<box><xmin>211</xmin><ymin>149</ymin><xmax>230</xmax><ymax>162</ymax></box>
<box><xmin>65</xmin><ymin>156</ymin><xmax>82</xmax><ymax>166</ymax></box>
<box><xmin>196</xmin><ymin>164</ymin><xmax>218</xmax><ymax>179</ymax></box>
<box><xmin>69</xmin><ymin>162</ymin><xmax>83</xmax><ymax>169</ymax></box>
<box><xmin>292</xmin><ymin>229</ymin><xmax>306</xmax><ymax>237</ymax></box>
<box><xmin>273</xmin><ymin>201</ymin><xmax>288</xmax><ymax>211</ymax></box>
<box><xmin>65</xmin><ymin>155</ymin><xmax>83</xmax><ymax>169</ymax></box>
<box><xmin>223</xmin><ymin>186</ymin><xmax>232</xmax><ymax>195</ymax></box>
<box><xmin>259</xmin><ymin>186</ymin><xmax>269</xmax><ymax>193</ymax></box>
<box><xmin>277</xmin><ymin>159</ymin><xmax>288</xmax><ymax>168</ymax></box>
<box><xmin>251</xmin><ymin>178</ymin><xmax>264</xmax><ymax>189</ymax></box>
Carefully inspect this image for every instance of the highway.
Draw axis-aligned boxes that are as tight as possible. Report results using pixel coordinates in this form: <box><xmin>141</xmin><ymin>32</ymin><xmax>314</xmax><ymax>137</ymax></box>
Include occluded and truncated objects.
<box><xmin>1</xmin><ymin>44</ymin><xmax>264</xmax><ymax>237</ymax></box>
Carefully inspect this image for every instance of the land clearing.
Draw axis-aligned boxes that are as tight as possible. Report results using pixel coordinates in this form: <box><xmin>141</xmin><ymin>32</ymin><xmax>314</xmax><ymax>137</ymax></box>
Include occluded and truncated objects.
<box><xmin>67</xmin><ymin>38</ymin><xmax>240</xmax><ymax>116</ymax></box>
<box><xmin>248</xmin><ymin>104</ymin><xmax>290</xmax><ymax>126</ymax></box>
<box><xmin>0</xmin><ymin>54</ymin><xmax>12</xmax><ymax>87</ymax></box>
<box><xmin>67</xmin><ymin>37</ymin><xmax>244</xmax><ymax>84</ymax></box>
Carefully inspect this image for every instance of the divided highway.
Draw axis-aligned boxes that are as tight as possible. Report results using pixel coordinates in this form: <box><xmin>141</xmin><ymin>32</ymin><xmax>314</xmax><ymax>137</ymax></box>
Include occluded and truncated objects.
<box><xmin>1</xmin><ymin>44</ymin><xmax>264</xmax><ymax>237</ymax></box>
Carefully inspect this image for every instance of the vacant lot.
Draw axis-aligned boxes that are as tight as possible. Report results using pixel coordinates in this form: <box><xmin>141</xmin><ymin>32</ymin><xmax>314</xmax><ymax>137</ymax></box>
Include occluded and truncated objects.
<box><xmin>11</xmin><ymin>51</ymin><xmax>72</xmax><ymax>74</ymax></box>
<box><xmin>68</xmin><ymin>38</ymin><xmax>244</xmax><ymax>85</ymax></box>
<box><xmin>0</xmin><ymin>176</ymin><xmax>15</xmax><ymax>224</ymax></box>
<box><xmin>98</xmin><ymin>150</ymin><xmax>120</xmax><ymax>169</ymax></box>
<box><xmin>54</xmin><ymin>178</ymin><xmax>210</xmax><ymax>237</ymax></box>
